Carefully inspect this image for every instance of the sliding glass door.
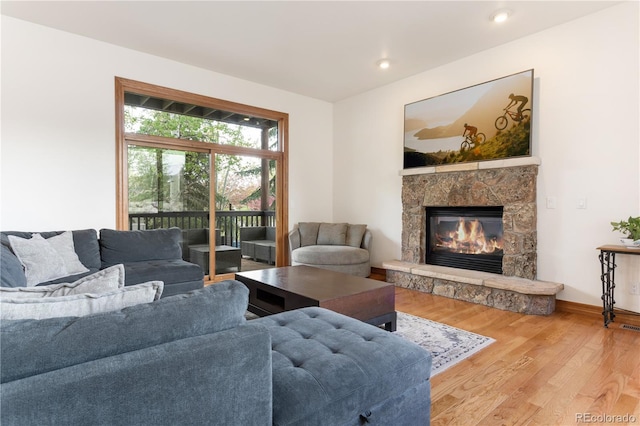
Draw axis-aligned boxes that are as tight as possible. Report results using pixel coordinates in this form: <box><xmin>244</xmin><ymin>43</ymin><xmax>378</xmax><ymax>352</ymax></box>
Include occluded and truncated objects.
<box><xmin>116</xmin><ymin>78</ymin><xmax>288</xmax><ymax>281</ymax></box>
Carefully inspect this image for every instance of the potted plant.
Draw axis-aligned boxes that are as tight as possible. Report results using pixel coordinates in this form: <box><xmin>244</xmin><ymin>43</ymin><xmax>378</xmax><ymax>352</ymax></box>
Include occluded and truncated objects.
<box><xmin>611</xmin><ymin>216</ymin><xmax>640</xmax><ymax>245</ymax></box>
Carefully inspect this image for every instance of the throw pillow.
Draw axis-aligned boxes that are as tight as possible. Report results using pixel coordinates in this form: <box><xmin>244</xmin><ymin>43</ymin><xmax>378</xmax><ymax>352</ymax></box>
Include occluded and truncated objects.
<box><xmin>0</xmin><ymin>280</ymin><xmax>164</xmax><ymax>320</ymax></box>
<box><xmin>317</xmin><ymin>223</ymin><xmax>348</xmax><ymax>245</ymax></box>
<box><xmin>8</xmin><ymin>234</ymin><xmax>68</xmax><ymax>286</ymax></box>
<box><xmin>0</xmin><ymin>264</ymin><xmax>125</xmax><ymax>299</ymax></box>
<box><xmin>43</xmin><ymin>231</ymin><xmax>90</xmax><ymax>275</ymax></box>
<box><xmin>346</xmin><ymin>224</ymin><xmax>367</xmax><ymax>248</ymax></box>
<box><xmin>299</xmin><ymin>222</ymin><xmax>320</xmax><ymax>247</ymax></box>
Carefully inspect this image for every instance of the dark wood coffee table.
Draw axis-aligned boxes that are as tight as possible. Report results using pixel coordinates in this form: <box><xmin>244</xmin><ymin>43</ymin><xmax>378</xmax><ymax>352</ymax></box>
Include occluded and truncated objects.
<box><xmin>235</xmin><ymin>265</ymin><xmax>396</xmax><ymax>331</ymax></box>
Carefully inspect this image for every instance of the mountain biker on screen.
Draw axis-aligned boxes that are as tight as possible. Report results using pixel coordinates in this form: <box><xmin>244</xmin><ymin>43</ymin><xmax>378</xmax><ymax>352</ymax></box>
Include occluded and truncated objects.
<box><xmin>506</xmin><ymin>93</ymin><xmax>529</xmax><ymax>120</ymax></box>
<box><xmin>463</xmin><ymin>123</ymin><xmax>478</xmax><ymax>139</ymax></box>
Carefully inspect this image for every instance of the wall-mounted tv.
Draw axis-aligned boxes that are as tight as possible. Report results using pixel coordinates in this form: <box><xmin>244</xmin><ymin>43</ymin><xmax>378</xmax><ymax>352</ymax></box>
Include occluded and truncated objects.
<box><xmin>403</xmin><ymin>69</ymin><xmax>534</xmax><ymax>169</ymax></box>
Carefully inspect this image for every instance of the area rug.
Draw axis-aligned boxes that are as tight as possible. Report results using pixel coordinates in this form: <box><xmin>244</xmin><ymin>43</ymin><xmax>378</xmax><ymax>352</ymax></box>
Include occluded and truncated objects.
<box><xmin>394</xmin><ymin>312</ymin><xmax>495</xmax><ymax>377</ymax></box>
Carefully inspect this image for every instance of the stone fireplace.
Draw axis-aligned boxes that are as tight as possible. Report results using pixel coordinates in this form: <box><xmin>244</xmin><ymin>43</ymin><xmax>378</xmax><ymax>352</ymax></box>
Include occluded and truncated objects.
<box><xmin>403</xmin><ymin>163</ymin><xmax>537</xmax><ymax>279</ymax></box>
<box><xmin>385</xmin><ymin>159</ymin><xmax>564</xmax><ymax>315</ymax></box>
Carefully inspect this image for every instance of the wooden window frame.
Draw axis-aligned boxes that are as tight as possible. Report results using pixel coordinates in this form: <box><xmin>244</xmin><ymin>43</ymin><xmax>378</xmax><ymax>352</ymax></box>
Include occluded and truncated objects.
<box><xmin>114</xmin><ymin>77</ymin><xmax>289</xmax><ymax>277</ymax></box>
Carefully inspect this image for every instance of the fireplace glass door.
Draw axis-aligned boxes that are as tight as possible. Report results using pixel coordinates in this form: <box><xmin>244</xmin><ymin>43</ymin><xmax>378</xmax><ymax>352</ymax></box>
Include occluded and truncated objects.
<box><xmin>426</xmin><ymin>206</ymin><xmax>504</xmax><ymax>274</ymax></box>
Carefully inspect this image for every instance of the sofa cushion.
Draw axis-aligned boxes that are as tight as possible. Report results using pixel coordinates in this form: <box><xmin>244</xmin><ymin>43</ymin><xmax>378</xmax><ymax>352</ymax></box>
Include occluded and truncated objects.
<box><xmin>298</xmin><ymin>222</ymin><xmax>320</xmax><ymax>247</ymax></box>
<box><xmin>346</xmin><ymin>224</ymin><xmax>367</xmax><ymax>248</ymax></box>
<box><xmin>0</xmin><ymin>280</ymin><xmax>249</xmax><ymax>384</ymax></box>
<box><xmin>292</xmin><ymin>245</ymin><xmax>369</xmax><ymax>266</ymax></box>
<box><xmin>4</xmin><ymin>229</ymin><xmax>100</xmax><ymax>269</ymax></box>
<box><xmin>8</xmin><ymin>234</ymin><xmax>68</xmax><ymax>286</ymax></box>
<box><xmin>122</xmin><ymin>259</ymin><xmax>204</xmax><ymax>286</ymax></box>
<box><xmin>67</xmin><ymin>229</ymin><xmax>102</xmax><ymax>270</ymax></box>
<box><xmin>1</xmin><ymin>230</ymin><xmax>101</xmax><ymax>288</ymax></box>
<box><xmin>253</xmin><ymin>307</ymin><xmax>431</xmax><ymax>426</ymax></box>
<box><xmin>0</xmin><ymin>244</ymin><xmax>27</xmax><ymax>288</ymax></box>
<box><xmin>0</xmin><ymin>280</ymin><xmax>163</xmax><ymax>320</ymax></box>
<box><xmin>317</xmin><ymin>223</ymin><xmax>348</xmax><ymax>245</ymax></box>
<box><xmin>0</xmin><ymin>264</ymin><xmax>125</xmax><ymax>299</ymax></box>
<box><xmin>99</xmin><ymin>228</ymin><xmax>182</xmax><ymax>266</ymax></box>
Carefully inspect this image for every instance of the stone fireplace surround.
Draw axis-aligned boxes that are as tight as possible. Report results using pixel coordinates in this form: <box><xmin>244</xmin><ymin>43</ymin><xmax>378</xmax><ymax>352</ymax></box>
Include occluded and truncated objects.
<box><xmin>383</xmin><ymin>157</ymin><xmax>563</xmax><ymax>315</ymax></box>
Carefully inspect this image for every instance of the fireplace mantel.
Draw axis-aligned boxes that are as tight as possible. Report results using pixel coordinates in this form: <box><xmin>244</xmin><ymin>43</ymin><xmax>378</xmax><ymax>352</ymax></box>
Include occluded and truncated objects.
<box><xmin>399</xmin><ymin>156</ymin><xmax>541</xmax><ymax>177</ymax></box>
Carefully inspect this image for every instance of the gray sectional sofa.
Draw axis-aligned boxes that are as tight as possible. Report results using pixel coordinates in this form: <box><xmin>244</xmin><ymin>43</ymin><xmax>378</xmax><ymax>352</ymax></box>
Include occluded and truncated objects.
<box><xmin>1</xmin><ymin>228</ymin><xmax>204</xmax><ymax>298</ymax></box>
<box><xmin>0</xmin><ymin>281</ymin><xmax>432</xmax><ymax>425</ymax></box>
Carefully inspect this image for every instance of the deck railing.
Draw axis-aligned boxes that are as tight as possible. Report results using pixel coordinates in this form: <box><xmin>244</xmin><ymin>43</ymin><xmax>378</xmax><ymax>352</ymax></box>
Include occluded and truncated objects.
<box><xmin>129</xmin><ymin>210</ymin><xmax>275</xmax><ymax>247</ymax></box>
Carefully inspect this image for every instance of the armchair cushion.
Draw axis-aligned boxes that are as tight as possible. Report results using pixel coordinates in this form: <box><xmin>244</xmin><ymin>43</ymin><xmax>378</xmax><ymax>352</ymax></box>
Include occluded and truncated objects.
<box><xmin>346</xmin><ymin>224</ymin><xmax>367</xmax><ymax>247</ymax></box>
<box><xmin>299</xmin><ymin>222</ymin><xmax>320</xmax><ymax>247</ymax></box>
<box><xmin>317</xmin><ymin>223</ymin><xmax>347</xmax><ymax>245</ymax></box>
<box><xmin>291</xmin><ymin>245</ymin><xmax>369</xmax><ymax>266</ymax></box>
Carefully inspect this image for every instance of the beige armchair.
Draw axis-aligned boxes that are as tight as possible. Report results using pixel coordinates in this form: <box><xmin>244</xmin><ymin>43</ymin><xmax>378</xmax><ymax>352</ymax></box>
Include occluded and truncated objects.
<box><xmin>288</xmin><ymin>222</ymin><xmax>371</xmax><ymax>277</ymax></box>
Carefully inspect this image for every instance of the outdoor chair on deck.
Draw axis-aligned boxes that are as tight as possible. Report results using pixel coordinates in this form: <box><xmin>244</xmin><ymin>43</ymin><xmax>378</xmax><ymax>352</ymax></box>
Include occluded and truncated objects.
<box><xmin>240</xmin><ymin>226</ymin><xmax>276</xmax><ymax>264</ymax></box>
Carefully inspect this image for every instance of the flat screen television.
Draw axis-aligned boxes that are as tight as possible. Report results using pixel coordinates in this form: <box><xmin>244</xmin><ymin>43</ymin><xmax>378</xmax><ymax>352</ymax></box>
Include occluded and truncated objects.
<box><xmin>404</xmin><ymin>69</ymin><xmax>534</xmax><ymax>169</ymax></box>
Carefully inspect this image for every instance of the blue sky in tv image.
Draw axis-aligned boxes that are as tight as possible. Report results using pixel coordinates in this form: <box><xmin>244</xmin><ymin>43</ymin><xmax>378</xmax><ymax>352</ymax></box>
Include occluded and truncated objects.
<box><xmin>404</xmin><ymin>70</ymin><xmax>532</xmax><ymax>154</ymax></box>
<box><xmin>407</xmin><ymin>83</ymin><xmax>492</xmax><ymax>128</ymax></box>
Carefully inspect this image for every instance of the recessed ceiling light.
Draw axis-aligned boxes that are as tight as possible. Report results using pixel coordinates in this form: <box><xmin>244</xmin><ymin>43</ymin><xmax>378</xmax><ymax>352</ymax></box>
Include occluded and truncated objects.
<box><xmin>377</xmin><ymin>59</ymin><xmax>390</xmax><ymax>70</ymax></box>
<box><xmin>491</xmin><ymin>9</ymin><xmax>511</xmax><ymax>23</ymax></box>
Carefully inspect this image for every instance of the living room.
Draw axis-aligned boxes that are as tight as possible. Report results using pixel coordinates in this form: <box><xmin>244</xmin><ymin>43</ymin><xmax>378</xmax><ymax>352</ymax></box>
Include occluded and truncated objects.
<box><xmin>1</xmin><ymin>1</ymin><xmax>639</xmax><ymax>424</ymax></box>
<box><xmin>2</xmin><ymin>1</ymin><xmax>638</xmax><ymax>314</ymax></box>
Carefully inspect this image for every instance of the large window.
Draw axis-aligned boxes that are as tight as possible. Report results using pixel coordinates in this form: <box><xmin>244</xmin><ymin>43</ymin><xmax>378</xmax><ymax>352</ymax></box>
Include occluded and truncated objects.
<box><xmin>115</xmin><ymin>78</ymin><xmax>288</xmax><ymax>281</ymax></box>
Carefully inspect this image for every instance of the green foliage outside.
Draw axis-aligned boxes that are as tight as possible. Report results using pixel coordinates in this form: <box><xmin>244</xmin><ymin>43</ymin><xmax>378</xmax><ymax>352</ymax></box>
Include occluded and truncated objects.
<box><xmin>125</xmin><ymin>107</ymin><xmax>276</xmax><ymax>213</ymax></box>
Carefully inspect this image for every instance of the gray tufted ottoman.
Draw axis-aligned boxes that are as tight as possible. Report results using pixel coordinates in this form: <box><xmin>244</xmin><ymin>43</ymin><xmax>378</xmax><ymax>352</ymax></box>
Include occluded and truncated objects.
<box><xmin>253</xmin><ymin>307</ymin><xmax>431</xmax><ymax>425</ymax></box>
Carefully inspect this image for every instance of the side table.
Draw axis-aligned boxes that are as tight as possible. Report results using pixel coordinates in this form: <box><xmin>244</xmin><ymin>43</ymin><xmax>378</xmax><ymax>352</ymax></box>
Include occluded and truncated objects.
<box><xmin>597</xmin><ymin>245</ymin><xmax>640</xmax><ymax>327</ymax></box>
<box><xmin>189</xmin><ymin>244</ymin><xmax>242</xmax><ymax>275</ymax></box>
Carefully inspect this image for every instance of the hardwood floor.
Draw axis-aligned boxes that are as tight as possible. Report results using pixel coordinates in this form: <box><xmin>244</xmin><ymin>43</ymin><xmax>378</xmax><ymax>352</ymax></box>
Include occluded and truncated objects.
<box><xmin>394</xmin><ymin>287</ymin><xmax>640</xmax><ymax>425</ymax></box>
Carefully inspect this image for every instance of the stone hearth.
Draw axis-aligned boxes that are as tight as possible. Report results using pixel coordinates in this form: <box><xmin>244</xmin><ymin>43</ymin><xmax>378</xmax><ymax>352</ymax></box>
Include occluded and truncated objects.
<box><xmin>384</xmin><ymin>261</ymin><xmax>563</xmax><ymax>315</ymax></box>
<box><xmin>385</xmin><ymin>158</ymin><xmax>564</xmax><ymax>315</ymax></box>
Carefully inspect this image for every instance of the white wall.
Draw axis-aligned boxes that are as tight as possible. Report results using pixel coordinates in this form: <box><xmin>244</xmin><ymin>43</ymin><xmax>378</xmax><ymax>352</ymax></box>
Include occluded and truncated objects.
<box><xmin>333</xmin><ymin>2</ymin><xmax>640</xmax><ymax>311</ymax></box>
<box><xmin>0</xmin><ymin>16</ymin><xmax>334</xmax><ymax>232</ymax></box>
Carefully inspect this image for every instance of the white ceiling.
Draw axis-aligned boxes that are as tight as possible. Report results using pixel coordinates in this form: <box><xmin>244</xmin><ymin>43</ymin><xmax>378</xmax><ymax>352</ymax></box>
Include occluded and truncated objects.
<box><xmin>1</xmin><ymin>1</ymin><xmax>622</xmax><ymax>102</ymax></box>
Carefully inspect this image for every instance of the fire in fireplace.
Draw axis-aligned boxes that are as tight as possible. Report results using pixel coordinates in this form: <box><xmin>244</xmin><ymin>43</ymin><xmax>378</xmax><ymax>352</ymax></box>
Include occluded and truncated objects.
<box><xmin>426</xmin><ymin>206</ymin><xmax>504</xmax><ymax>274</ymax></box>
